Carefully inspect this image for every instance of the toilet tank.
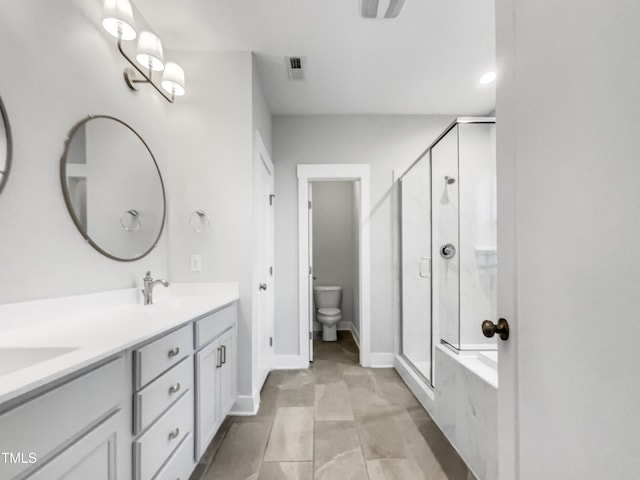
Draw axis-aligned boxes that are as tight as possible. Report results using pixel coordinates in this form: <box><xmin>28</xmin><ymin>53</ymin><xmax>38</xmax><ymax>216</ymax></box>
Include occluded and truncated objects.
<box><xmin>313</xmin><ymin>285</ymin><xmax>342</xmax><ymax>308</ymax></box>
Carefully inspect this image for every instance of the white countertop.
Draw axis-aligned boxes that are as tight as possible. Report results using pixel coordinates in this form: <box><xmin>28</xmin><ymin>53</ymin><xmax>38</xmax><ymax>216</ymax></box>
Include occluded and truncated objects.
<box><xmin>0</xmin><ymin>283</ymin><xmax>239</xmax><ymax>405</ymax></box>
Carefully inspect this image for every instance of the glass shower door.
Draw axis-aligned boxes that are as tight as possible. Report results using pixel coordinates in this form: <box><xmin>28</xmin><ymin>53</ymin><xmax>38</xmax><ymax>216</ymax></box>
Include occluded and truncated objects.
<box><xmin>432</xmin><ymin>126</ymin><xmax>460</xmax><ymax>349</ymax></box>
<box><xmin>400</xmin><ymin>157</ymin><xmax>432</xmax><ymax>383</ymax></box>
<box><xmin>432</xmin><ymin>122</ymin><xmax>497</xmax><ymax>351</ymax></box>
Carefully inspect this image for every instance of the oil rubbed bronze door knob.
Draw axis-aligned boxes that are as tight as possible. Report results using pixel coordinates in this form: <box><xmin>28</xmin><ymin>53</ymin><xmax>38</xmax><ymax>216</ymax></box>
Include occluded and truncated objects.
<box><xmin>482</xmin><ymin>318</ymin><xmax>510</xmax><ymax>341</ymax></box>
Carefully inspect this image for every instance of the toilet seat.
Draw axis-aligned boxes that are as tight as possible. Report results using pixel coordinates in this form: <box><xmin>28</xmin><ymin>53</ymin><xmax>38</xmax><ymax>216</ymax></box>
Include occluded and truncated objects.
<box><xmin>318</xmin><ymin>307</ymin><xmax>340</xmax><ymax>317</ymax></box>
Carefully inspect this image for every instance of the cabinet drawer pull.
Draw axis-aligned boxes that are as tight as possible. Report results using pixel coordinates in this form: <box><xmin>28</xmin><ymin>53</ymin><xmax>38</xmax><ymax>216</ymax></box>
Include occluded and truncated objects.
<box><xmin>168</xmin><ymin>427</ymin><xmax>180</xmax><ymax>440</ymax></box>
<box><xmin>169</xmin><ymin>382</ymin><xmax>181</xmax><ymax>394</ymax></box>
<box><xmin>221</xmin><ymin>345</ymin><xmax>227</xmax><ymax>364</ymax></box>
<box><xmin>168</xmin><ymin>347</ymin><xmax>180</xmax><ymax>358</ymax></box>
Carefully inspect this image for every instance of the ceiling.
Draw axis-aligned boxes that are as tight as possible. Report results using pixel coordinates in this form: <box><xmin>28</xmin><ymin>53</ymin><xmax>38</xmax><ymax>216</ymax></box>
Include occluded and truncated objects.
<box><xmin>134</xmin><ymin>0</ymin><xmax>496</xmax><ymax>115</ymax></box>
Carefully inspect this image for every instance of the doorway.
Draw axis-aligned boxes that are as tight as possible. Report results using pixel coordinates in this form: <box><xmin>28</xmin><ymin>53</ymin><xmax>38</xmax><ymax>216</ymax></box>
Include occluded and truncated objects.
<box><xmin>297</xmin><ymin>164</ymin><xmax>371</xmax><ymax>367</ymax></box>
<box><xmin>309</xmin><ymin>180</ymin><xmax>358</xmax><ymax>359</ymax></box>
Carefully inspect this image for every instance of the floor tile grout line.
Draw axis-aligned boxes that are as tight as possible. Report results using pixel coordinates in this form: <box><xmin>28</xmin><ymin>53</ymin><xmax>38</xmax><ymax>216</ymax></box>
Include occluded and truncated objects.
<box><xmin>258</xmin><ymin>404</ymin><xmax>278</xmax><ymax>474</ymax></box>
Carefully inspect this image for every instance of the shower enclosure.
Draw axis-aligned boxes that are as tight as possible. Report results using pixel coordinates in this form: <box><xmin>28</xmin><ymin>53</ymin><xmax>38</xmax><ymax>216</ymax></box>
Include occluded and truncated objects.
<box><xmin>400</xmin><ymin>118</ymin><xmax>496</xmax><ymax>385</ymax></box>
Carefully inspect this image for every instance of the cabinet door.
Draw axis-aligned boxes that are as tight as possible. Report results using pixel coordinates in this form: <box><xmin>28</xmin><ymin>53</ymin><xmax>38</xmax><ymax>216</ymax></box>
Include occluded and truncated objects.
<box><xmin>218</xmin><ymin>328</ymin><xmax>236</xmax><ymax>417</ymax></box>
<box><xmin>26</xmin><ymin>410</ymin><xmax>124</xmax><ymax>480</ymax></box>
<box><xmin>195</xmin><ymin>339</ymin><xmax>221</xmax><ymax>459</ymax></box>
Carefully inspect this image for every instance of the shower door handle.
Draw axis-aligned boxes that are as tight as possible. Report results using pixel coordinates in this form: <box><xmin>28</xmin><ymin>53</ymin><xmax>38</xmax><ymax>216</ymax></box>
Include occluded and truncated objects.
<box><xmin>418</xmin><ymin>257</ymin><xmax>431</xmax><ymax>278</ymax></box>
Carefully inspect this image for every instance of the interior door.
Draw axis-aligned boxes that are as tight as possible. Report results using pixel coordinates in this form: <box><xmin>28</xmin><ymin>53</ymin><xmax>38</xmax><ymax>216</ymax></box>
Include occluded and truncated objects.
<box><xmin>254</xmin><ymin>135</ymin><xmax>275</xmax><ymax>386</ymax></box>
<box><xmin>497</xmin><ymin>0</ymin><xmax>640</xmax><ymax>477</ymax></box>
<box><xmin>308</xmin><ymin>183</ymin><xmax>314</xmax><ymax>362</ymax></box>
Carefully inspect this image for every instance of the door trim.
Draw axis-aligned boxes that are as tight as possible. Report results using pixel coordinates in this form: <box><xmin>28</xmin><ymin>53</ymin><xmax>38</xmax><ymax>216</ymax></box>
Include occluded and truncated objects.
<box><xmin>297</xmin><ymin>164</ymin><xmax>371</xmax><ymax>367</ymax></box>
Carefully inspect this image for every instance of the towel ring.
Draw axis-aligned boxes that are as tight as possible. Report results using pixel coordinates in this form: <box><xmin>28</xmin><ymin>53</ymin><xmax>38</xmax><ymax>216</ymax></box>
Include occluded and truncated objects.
<box><xmin>120</xmin><ymin>209</ymin><xmax>141</xmax><ymax>232</ymax></box>
<box><xmin>189</xmin><ymin>210</ymin><xmax>211</xmax><ymax>232</ymax></box>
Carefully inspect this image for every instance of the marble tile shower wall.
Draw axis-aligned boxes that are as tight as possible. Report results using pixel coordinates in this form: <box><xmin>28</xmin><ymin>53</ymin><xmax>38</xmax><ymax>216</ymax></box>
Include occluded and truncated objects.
<box><xmin>191</xmin><ymin>334</ymin><xmax>475</xmax><ymax>480</ymax></box>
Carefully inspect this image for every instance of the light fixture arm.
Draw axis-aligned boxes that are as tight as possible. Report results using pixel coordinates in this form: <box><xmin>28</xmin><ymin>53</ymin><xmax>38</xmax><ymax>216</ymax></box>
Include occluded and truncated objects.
<box><xmin>116</xmin><ymin>35</ymin><xmax>175</xmax><ymax>103</ymax></box>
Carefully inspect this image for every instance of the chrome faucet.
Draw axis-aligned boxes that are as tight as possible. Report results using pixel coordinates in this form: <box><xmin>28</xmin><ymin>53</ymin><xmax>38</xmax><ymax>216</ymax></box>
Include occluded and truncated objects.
<box><xmin>142</xmin><ymin>271</ymin><xmax>169</xmax><ymax>305</ymax></box>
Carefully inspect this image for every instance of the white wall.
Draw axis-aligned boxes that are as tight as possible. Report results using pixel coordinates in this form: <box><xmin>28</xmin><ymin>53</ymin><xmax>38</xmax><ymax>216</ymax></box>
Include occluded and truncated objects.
<box><xmin>0</xmin><ymin>0</ymin><xmax>169</xmax><ymax>304</ymax></box>
<box><xmin>496</xmin><ymin>0</ymin><xmax>640</xmax><ymax>477</ymax></box>
<box><xmin>311</xmin><ymin>181</ymin><xmax>355</xmax><ymax>330</ymax></box>
<box><xmin>166</xmin><ymin>50</ymin><xmax>272</xmax><ymax>408</ymax></box>
<box><xmin>273</xmin><ymin>115</ymin><xmax>453</xmax><ymax>356</ymax></box>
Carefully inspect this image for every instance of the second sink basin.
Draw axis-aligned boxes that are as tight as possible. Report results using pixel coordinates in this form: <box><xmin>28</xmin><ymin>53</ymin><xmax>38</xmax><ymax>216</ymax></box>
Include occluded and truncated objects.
<box><xmin>0</xmin><ymin>347</ymin><xmax>79</xmax><ymax>376</ymax></box>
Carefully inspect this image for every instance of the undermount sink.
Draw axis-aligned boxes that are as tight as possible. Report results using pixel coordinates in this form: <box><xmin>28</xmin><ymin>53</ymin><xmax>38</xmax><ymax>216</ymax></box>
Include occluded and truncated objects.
<box><xmin>0</xmin><ymin>347</ymin><xmax>79</xmax><ymax>376</ymax></box>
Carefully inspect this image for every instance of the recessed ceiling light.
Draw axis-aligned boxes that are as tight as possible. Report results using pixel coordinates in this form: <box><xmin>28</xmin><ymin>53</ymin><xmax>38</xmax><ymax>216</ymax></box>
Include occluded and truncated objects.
<box><xmin>480</xmin><ymin>72</ymin><xmax>496</xmax><ymax>85</ymax></box>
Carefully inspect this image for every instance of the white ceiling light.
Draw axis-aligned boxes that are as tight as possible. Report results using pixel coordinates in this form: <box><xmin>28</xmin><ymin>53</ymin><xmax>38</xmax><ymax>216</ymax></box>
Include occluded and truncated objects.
<box><xmin>360</xmin><ymin>0</ymin><xmax>406</xmax><ymax>19</ymax></box>
<box><xmin>480</xmin><ymin>71</ymin><xmax>496</xmax><ymax>84</ymax></box>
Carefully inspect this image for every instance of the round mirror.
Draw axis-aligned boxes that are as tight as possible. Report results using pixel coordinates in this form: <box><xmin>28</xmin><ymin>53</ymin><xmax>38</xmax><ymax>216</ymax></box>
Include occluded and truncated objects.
<box><xmin>0</xmin><ymin>96</ymin><xmax>12</xmax><ymax>195</ymax></box>
<box><xmin>61</xmin><ymin>115</ymin><xmax>166</xmax><ymax>261</ymax></box>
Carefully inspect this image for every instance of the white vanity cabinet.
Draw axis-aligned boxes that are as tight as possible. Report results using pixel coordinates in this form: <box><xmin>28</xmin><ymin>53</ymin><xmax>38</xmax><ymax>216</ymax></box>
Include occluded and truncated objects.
<box><xmin>0</xmin><ymin>291</ymin><xmax>239</xmax><ymax>480</ymax></box>
<box><xmin>0</xmin><ymin>356</ymin><xmax>128</xmax><ymax>480</ymax></box>
<box><xmin>132</xmin><ymin>325</ymin><xmax>195</xmax><ymax>480</ymax></box>
<box><xmin>194</xmin><ymin>304</ymin><xmax>237</xmax><ymax>458</ymax></box>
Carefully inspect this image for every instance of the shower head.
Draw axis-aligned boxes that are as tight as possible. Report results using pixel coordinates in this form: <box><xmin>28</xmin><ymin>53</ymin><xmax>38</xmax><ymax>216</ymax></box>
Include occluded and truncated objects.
<box><xmin>445</xmin><ymin>176</ymin><xmax>456</xmax><ymax>185</ymax></box>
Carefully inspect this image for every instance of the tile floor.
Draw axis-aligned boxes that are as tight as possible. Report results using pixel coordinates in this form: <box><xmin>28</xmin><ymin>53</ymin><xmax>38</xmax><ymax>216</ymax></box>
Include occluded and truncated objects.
<box><xmin>190</xmin><ymin>332</ymin><xmax>474</xmax><ymax>480</ymax></box>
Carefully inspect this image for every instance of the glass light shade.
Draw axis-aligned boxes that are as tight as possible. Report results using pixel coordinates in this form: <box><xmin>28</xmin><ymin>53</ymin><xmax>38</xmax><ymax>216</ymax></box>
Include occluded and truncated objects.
<box><xmin>161</xmin><ymin>62</ymin><xmax>186</xmax><ymax>96</ymax></box>
<box><xmin>102</xmin><ymin>0</ymin><xmax>137</xmax><ymax>40</ymax></box>
<box><xmin>136</xmin><ymin>31</ymin><xmax>165</xmax><ymax>71</ymax></box>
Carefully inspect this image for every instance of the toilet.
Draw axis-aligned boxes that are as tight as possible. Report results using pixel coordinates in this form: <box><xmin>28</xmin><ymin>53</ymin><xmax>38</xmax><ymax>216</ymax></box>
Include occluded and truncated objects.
<box><xmin>313</xmin><ymin>285</ymin><xmax>342</xmax><ymax>341</ymax></box>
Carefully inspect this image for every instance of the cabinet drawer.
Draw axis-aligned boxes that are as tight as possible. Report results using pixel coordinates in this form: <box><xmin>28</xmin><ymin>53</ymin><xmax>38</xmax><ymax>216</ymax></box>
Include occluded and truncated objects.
<box><xmin>134</xmin><ymin>357</ymin><xmax>194</xmax><ymax>435</ymax></box>
<box><xmin>133</xmin><ymin>389</ymin><xmax>194</xmax><ymax>480</ymax></box>
<box><xmin>194</xmin><ymin>303</ymin><xmax>236</xmax><ymax>349</ymax></box>
<box><xmin>152</xmin><ymin>432</ymin><xmax>195</xmax><ymax>480</ymax></box>
<box><xmin>134</xmin><ymin>324</ymin><xmax>192</xmax><ymax>390</ymax></box>
<box><xmin>0</xmin><ymin>356</ymin><xmax>126</xmax><ymax>480</ymax></box>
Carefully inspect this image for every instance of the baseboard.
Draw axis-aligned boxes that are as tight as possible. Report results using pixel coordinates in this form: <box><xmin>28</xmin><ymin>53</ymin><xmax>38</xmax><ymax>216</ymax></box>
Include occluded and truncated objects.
<box><xmin>273</xmin><ymin>354</ymin><xmax>309</xmax><ymax>370</ymax></box>
<box><xmin>350</xmin><ymin>324</ymin><xmax>361</xmax><ymax>348</ymax></box>
<box><xmin>369</xmin><ymin>352</ymin><xmax>395</xmax><ymax>368</ymax></box>
<box><xmin>230</xmin><ymin>392</ymin><xmax>260</xmax><ymax>416</ymax></box>
<box><xmin>256</xmin><ymin>367</ymin><xmax>269</xmax><ymax>394</ymax></box>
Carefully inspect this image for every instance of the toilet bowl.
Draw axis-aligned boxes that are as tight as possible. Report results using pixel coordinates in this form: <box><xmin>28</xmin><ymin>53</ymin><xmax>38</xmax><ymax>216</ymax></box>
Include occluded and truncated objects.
<box><xmin>313</xmin><ymin>286</ymin><xmax>342</xmax><ymax>341</ymax></box>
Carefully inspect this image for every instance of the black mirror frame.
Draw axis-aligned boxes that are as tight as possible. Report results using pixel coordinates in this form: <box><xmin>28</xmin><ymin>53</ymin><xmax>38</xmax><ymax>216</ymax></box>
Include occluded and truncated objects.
<box><xmin>0</xmin><ymin>96</ymin><xmax>13</xmax><ymax>196</ymax></box>
<box><xmin>60</xmin><ymin>115</ymin><xmax>167</xmax><ymax>262</ymax></box>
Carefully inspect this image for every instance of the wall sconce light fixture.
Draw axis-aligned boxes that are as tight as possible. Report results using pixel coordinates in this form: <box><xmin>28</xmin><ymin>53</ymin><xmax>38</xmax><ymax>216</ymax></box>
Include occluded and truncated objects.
<box><xmin>101</xmin><ymin>0</ymin><xmax>186</xmax><ymax>103</ymax></box>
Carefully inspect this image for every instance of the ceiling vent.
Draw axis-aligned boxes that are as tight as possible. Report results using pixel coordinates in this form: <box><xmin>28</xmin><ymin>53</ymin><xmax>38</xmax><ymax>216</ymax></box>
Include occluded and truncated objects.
<box><xmin>360</xmin><ymin>0</ymin><xmax>406</xmax><ymax>19</ymax></box>
<box><xmin>286</xmin><ymin>56</ymin><xmax>304</xmax><ymax>81</ymax></box>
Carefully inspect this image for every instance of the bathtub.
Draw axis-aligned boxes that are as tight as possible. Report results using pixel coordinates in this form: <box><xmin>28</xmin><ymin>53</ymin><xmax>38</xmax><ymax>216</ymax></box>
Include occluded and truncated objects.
<box><xmin>395</xmin><ymin>345</ymin><xmax>498</xmax><ymax>480</ymax></box>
